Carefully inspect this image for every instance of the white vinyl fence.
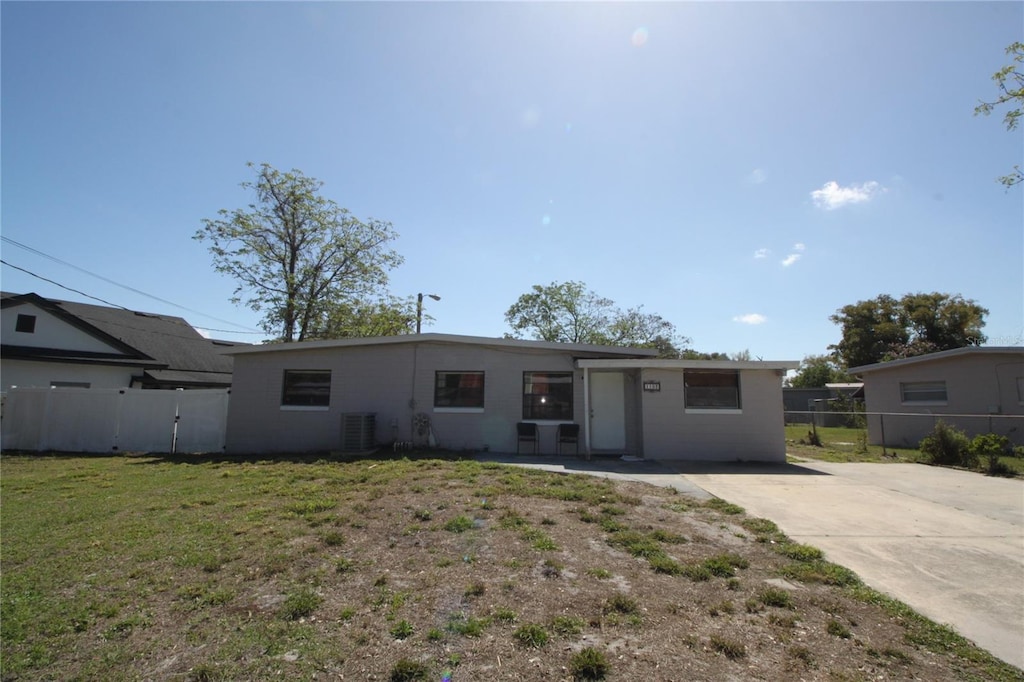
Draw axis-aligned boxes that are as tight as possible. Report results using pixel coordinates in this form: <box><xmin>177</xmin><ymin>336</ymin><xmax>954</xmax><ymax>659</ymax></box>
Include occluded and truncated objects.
<box><xmin>1</xmin><ymin>387</ymin><xmax>229</xmax><ymax>454</ymax></box>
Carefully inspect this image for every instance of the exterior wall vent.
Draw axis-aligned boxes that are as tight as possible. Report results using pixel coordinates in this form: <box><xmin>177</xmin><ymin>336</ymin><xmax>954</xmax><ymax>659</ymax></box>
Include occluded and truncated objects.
<box><xmin>341</xmin><ymin>412</ymin><xmax>376</xmax><ymax>452</ymax></box>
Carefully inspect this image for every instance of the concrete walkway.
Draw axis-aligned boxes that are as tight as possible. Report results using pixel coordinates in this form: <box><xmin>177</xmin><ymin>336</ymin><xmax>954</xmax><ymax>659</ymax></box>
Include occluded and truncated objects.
<box><xmin>476</xmin><ymin>454</ymin><xmax>1024</xmax><ymax>670</ymax></box>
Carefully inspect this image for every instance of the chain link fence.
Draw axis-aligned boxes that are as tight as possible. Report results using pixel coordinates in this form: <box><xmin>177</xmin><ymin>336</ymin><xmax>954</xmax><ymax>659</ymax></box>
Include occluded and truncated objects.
<box><xmin>785</xmin><ymin>410</ymin><xmax>1024</xmax><ymax>450</ymax></box>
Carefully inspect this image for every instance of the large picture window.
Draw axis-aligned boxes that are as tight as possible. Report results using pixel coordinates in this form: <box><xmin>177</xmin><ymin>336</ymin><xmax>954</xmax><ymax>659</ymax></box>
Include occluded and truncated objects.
<box><xmin>523</xmin><ymin>372</ymin><xmax>573</xmax><ymax>420</ymax></box>
<box><xmin>282</xmin><ymin>370</ymin><xmax>331</xmax><ymax>407</ymax></box>
<box><xmin>434</xmin><ymin>371</ymin><xmax>485</xmax><ymax>408</ymax></box>
<box><xmin>900</xmin><ymin>381</ymin><xmax>947</xmax><ymax>403</ymax></box>
<box><xmin>684</xmin><ymin>370</ymin><xmax>740</xmax><ymax>409</ymax></box>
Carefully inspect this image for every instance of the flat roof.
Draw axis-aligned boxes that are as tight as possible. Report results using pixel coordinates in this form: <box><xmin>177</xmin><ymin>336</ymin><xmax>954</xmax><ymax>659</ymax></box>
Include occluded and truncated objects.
<box><xmin>576</xmin><ymin>358</ymin><xmax>798</xmax><ymax>371</ymax></box>
<box><xmin>849</xmin><ymin>346</ymin><xmax>1024</xmax><ymax>374</ymax></box>
<box><xmin>222</xmin><ymin>332</ymin><xmax>660</xmax><ymax>358</ymax></box>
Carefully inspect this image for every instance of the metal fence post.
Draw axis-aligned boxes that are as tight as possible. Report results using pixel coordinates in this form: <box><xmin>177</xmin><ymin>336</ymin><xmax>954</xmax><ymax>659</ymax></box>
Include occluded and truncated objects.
<box><xmin>879</xmin><ymin>413</ymin><xmax>887</xmax><ymax>456</ymax></box>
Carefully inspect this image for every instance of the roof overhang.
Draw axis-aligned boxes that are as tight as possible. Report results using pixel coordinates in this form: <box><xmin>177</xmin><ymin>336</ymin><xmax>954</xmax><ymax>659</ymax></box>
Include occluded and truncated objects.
<box><xmin>222</xmin><ymin>333</ymin><xmax>659</xmax><ymax>359</ymax></box>
<box><xmin>848</xmin><ymin>346</ymin><xmax>1024</xmax><ymax>375</ymax></box>
<box><xmin>576</xmin><ymin>358</ymin><xmax>799</xmax><ymax>371</ymax></box>
<box><xmin>1</xmin><ymin>345</ymin><xmax>167</xmax><ymax>368</ymax></box>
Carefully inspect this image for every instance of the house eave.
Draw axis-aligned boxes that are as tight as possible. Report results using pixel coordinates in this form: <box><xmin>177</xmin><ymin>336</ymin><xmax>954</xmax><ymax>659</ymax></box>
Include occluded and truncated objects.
<box><xmin>848</xmin><ymin>346</ymin><xmax>1024</xmax><ymax>375</ymax></box>
<box><xmin>221</xmin><ymin>333</ymin><xmax>660</xmax><ymax>359</ymax></box>
<box><xmin>576</xmin><ymin>358</ymin><xmax>799</xmax><ymax>371</ymax></box>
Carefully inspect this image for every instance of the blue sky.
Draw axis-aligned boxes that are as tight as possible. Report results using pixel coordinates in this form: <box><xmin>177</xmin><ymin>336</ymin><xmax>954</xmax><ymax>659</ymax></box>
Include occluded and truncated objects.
<box><xmin>2</xmin><ymin>1</ymin><xmax>1021</xmax><ymax>362</ymax></box>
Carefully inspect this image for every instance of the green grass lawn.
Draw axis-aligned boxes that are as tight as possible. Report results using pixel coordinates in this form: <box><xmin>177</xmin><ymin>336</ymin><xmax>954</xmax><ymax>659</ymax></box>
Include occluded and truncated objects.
<box><xmin>3</xmin><ymin>452</ymin><xmax>1021</xmax><ymax>682</ymax></box>
<box><xmin>785</xmin><ymin>424</ymin><xmax>1023</xmax><ymax>476</ymax></box>
<box><xmin>784</xmin><ymin>424</ymin><xmax>919</xmax><ymax>462</ymax></box>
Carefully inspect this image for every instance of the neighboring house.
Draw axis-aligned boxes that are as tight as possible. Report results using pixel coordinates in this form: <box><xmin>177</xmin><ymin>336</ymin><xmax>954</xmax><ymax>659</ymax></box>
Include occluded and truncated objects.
<box><xmin>1</xmin><ymin>292</ymin><xmax>240</xmax><ymax>391</ymax></box>
<box><xmin>224</xmin><ymin>333</ymin><xmax>797</xmax><ymax>461</ymax></box>
<box><xmin>849</xmin><ymin>347</ymin><xmax>1024</xmax><ymax>447</ymax></box>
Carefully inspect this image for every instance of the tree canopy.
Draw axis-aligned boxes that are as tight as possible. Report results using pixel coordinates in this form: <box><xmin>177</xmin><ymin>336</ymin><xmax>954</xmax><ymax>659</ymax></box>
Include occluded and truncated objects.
<box><xmin>504</xmin><ymin>281</ymin><xmax>689</xmax><ymax>356</ymax></box>
<box><xmin>305</xmin><ymin>295</ymin><xmax>427</xmax><ymax>340</ymax></box>
<box><xmin>829</xmin><ymin>292</ymin><xmax>987</xmax><ymax>368</ymax></box>
<box><xmin>195</xmin><ymin>163</ymin><xmax>403</xmax><ymax>342</ymax></box>
<box><xmin>975</xmin><ymin>41</ymin><xmax>1024</xmax><ymax>188</ymax></box>
<box><xmin>787</xmin><ymin>354</ymin><xmax>852</xmax><ymax>388</ymax></box>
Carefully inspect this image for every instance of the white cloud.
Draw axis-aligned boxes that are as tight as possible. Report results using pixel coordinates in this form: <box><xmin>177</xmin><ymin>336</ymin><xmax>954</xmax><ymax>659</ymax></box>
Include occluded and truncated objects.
<box><xmin>781</xmin><ymin>253</ymin><xmax>801</xmax><ymax>267</ymax></box>
<box><xmin>754</xmin><ymin>248</ymin><xmax>770</xmax><ymax>259</ymax></box>
<box><xmin>811</xmin><ymin>180</ymin><xmax>883</xmax><ymax>210</ymax></box>
<box><xmin>793</xmin><ymin>242</ymin><xmax>806</xmax><ymax>251</ymax></box>
<box><xmin>748</xmin><ymin>168</ymin><xmax>767</xmax><ymax>184</ymax></box>
<box><xmin>733</xmin><ymin>313</ymin><xmax>767</xmax><ymax>325</ymax></box>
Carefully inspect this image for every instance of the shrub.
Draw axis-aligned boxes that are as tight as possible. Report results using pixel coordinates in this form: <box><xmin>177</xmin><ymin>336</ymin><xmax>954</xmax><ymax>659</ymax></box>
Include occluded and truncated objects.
<box><xmin>919</xmin><ymin>421</ymin><xmax>971</xmax><ymax>467</ymax></box>
<box><xmin>569</xmin><ymin>647</ymin><xmax>610</xmax><ymax>680</ymax></box>
<box><xmin>969</xmin><ymin>433</ymin><xmax>1013</xmax><ymax>475</ymax></box>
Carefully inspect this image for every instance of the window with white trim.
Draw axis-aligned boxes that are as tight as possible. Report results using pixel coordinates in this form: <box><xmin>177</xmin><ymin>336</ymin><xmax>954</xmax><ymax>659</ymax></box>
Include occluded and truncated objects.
<box><xmin>523</xmin><ymin>372</ymin><xmax>573</xmax><ymax>420</ymax></box>
<box><xmin>434</xmin><ymin>371</ymin><xmax>485</xmax><ymax>408</ymax></box>
<box><xmin>900</xmin><ymin>381</ymin><xmax>947</xmax><ymax>403</ymax></box>
<box><xmin>684</xmin><ymin>370</ymin><xmax>740</xmax><ymax>409</ymax></box>
<box><xmin>281</xmin><ymin>370</ymin><xmax>331</xmax><ymax>407</ymax></box>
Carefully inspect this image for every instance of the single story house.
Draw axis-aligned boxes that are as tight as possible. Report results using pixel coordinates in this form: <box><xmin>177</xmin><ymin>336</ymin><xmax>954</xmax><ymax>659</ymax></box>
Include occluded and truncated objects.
<box><xmin>1</xmin><ymin>292</ymin><xmax>241</xmax><ymax>391</ymax></box>
<box><xmin>223</xmin><ymin>334</ymin><xmax>797</xmax><ymax>461</ymax></box>
<box><xmin>849</xmin><ymin>346</ymin><xmax>1024</xmax><ymax>447</ymax></box>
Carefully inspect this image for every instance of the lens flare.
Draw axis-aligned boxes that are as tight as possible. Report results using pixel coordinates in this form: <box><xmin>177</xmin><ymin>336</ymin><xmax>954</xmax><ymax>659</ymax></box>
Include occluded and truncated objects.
<box><xmin>631</xmin><ymin>27</ymin><xmax>648</xmax><ymax>47</ymax></box>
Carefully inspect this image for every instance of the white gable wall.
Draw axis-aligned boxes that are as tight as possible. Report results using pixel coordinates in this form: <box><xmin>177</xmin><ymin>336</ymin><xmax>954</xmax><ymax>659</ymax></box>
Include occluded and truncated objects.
<box><xmin>2</xmin><ymin>358</ymin><xmax>139</xmax><ymax>390</ymax></box>
<box><xmin>1</xmin><ymin>303</ymin><xmax>126</xmax><ymax>353</ymax></box>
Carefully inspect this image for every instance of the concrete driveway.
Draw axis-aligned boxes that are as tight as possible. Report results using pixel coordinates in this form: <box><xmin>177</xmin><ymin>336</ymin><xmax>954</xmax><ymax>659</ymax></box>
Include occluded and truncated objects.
<box><xmin>477</xmin><ymin>454</ymin><xmax>1024</xmax><ymax>669</ymax></box>
<box><xmin>679</xmin><ymin>460</ymin><xmax>1024</xmax><ymax>670</ymax></box>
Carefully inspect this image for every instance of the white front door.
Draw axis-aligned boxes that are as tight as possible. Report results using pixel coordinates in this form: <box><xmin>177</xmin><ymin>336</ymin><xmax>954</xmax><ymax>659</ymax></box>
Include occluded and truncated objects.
<box><xmin>591</xmin><ymin>372</ymin><xmax>626</xmax><ymax>451</ymax></box>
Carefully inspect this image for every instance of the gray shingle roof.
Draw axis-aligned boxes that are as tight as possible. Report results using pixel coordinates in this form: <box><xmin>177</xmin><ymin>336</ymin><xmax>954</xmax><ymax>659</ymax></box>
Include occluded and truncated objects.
<box><xmin>2</xmin><ymin>292</ymin><xmax>239</xmax><ymax>385</ymax></box>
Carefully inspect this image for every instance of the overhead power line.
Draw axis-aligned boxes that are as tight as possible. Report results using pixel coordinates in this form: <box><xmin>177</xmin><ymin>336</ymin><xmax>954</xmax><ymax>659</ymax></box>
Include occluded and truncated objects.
<box><xmin>1</xmin><ymin>259</ymin><xmax>267</xmax><ymax>337</ymax></box>
<box><xmin>1</xmin><ymin>236</ymin><xmax>261</xmax><ymax>332</ymax></box>
<box><xmin>1</xmin><ymin>260</ymin><xmax>130</xmax><ymax>309</ymax></box>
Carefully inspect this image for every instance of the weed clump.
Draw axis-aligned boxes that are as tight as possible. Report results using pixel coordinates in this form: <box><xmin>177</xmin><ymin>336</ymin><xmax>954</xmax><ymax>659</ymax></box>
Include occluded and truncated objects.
<box><xmin>389</xmin><ymin>659</ymin><xmax>429</xmax><ymax>681</ymax></box>
<box><xmin>709</xmin><ymin>634</ymin><xmax>746</xmax><ymax>659</ymax></box>
<box><xmin>513</xmin><ymin>623</ymin><xmax>549</xmax><ymax>648</ymax></box>
<box><xmin>569</xmin><ymin>647</ymin><xmax>610</xmax><ymax>680</ymax></box>
<box><xmin>279</xmin><ymin>587</ymin><xmax>322</xmax><ymax>620</ymax></box>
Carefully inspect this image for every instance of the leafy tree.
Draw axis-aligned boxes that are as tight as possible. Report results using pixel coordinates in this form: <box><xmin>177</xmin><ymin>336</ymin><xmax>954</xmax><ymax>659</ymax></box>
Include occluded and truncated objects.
<box><xmin>787</xmin><ymin>354</ymin><xmax>852</xmax><ymax>388</ymax></box>
<box><xmin>830</xmin><ymin>292</ymin><xmax>987</xmax><ymax>368</ymax></box>
<box><xmin>305</xmin><ymin>295</ymin><xmax>427</xmax><ymax>340</ymax></box>
<box><xmin>828</xmin><ymin>294</ymin><xmax>908</xmax><ymax>369</ymax></box>
<box><xmin>679</xmin><ymin>350</ymin><xmax>732</xmax><ymax>360</ymax></box>
<box><xmin>975</xmin><ymin>42</ymin><xmax>1024</xmax><ymax>188</ymax></box>
<box><xmin>195</xmin><ymin>163</ymin><xmax>402</xmax><ymax>342</ymax></box>
<box><xmin>504</xmin><ymin>281</ymin><xmax>689</xmax><ymax>355</ymax></box>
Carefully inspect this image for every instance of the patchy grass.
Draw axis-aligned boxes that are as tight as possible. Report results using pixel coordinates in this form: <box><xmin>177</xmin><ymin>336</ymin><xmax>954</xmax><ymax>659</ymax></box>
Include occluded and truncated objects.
<box><xmin>1</xmin><ymin>452</ymin><xmax>1020</xmax><ymax>681</ymax></box>
<box><xmin>785</xmin><ymin>424</ymin><xmax>918</xmax><ymax>462</ymax></box>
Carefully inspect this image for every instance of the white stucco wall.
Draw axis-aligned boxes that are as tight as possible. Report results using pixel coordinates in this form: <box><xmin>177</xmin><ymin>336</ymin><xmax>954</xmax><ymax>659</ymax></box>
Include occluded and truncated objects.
<box><xmin>639</xmin><ymin>368</ymin><xmax>787</xmax><ymax>462</ymax></box>
<box><xmin>225</xmin><ymin>341</ymin><xmax>588</xmax><ymax>455</ymax></box>
<box><xmin>2</xmin><ymin>359</ymin><xmax>139</xmax><ymax>391</ymax></box>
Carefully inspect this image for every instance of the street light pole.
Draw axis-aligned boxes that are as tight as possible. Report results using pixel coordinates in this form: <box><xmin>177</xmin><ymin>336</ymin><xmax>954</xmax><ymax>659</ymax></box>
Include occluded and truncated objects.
<box><xmin>416</xmin><ymin>293</ymin><xmax>440</xmax><ymax>334</ymax></box>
